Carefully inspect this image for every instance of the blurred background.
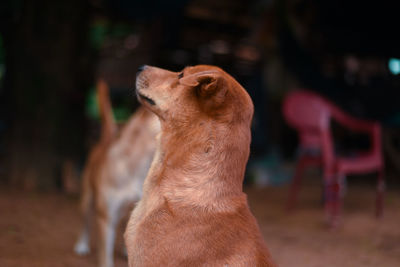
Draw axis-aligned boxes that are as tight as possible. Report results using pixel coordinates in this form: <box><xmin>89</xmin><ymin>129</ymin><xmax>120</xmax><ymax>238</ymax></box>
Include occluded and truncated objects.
<box><xmin>0</xmin><ymin>0</ymin><xmax>400</xmax><ymax>266</ymax></box>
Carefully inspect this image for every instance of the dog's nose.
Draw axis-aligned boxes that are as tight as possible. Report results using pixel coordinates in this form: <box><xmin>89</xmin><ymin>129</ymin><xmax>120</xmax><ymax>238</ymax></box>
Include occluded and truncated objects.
<box><xmin>137</xmin><ymin>65</ymin><xmax>147</xmax><ymax>73</ymax></box>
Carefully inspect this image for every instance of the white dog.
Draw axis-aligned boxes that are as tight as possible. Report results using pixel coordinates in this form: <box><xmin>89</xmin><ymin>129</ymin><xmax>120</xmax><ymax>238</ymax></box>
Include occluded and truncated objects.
<box><xmin>74</xmin><ymin>79</ymin><xmax>159</xmax><ymax>267</ymax></box>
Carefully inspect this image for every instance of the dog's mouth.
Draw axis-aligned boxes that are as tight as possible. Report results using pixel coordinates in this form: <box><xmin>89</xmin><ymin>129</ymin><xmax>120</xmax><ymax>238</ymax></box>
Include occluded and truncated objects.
<box><xmin>137</xmin><ymin>91</ymin><xmax>156</xmax><ymax>106</ymax></box>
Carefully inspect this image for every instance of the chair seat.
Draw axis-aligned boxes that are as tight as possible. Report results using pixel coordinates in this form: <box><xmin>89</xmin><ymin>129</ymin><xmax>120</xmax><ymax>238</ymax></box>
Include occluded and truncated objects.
<box><xmin>336</xmin><ymin>153</ymin><xmax>381</xmax><ymax>174</ymax></box>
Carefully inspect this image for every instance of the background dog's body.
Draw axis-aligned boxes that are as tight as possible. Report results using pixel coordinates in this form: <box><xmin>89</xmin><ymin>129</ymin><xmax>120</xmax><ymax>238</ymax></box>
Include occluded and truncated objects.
<box><xmin>74</xmin><ymin>80</ymin><xmax>159</xmax><ymax>267</ymax></box>
<box><xmin>125</xmin><ymin>65</ymin><xmax>276</xmax><ymax>266</ymax></box>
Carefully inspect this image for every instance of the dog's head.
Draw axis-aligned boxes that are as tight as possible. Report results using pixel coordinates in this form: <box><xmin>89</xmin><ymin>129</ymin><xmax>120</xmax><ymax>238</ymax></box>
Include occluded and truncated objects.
<box><xmin>136</xmin><ymin>65</ymin><xmax>253</xmax><ymax>126</ymax></box>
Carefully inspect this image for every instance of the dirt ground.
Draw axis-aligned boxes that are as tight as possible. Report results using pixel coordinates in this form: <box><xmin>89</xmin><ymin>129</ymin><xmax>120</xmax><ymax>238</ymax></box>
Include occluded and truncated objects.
<box><xmin>1</xmin><ymin>181</ymin><xmax>400</xmax><ymax>267</ymax></box>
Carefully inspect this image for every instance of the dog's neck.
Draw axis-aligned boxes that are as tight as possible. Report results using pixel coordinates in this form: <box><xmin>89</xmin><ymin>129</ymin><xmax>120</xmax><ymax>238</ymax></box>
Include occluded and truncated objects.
<box><xmin>143</xmin><ymin>118</ymin><xmax>251</xmax><ymax>211</ymax></box>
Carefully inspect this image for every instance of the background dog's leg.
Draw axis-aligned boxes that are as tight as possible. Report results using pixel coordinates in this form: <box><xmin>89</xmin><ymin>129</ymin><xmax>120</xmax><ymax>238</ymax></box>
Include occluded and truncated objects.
<box><xmin>74</xmin><ymin>187</ymin><xmax>93</xmax><ymax>255</ymax></box>
<box><xmin>97</xmin><ymin>201</ymin><xmax>120</xmax><ymax>267</ymax></box>
<box><xmin>74</xmin><ymin>212</ymin><xmax>92</xmax><ymax>255</ymax></box>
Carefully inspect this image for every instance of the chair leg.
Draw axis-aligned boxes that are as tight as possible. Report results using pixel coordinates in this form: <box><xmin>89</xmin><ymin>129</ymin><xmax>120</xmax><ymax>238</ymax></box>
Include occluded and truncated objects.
<box><xmin>324</xmin><ymin>173</ymin><xmax>342</xmax><ymax>228</ymax></box>
<box><xmin>376</xmin><ymin>168</ymin><xmax>385</xmax><ymax>218</ymax></box>
<box><xmin>330</xmin><ymin>174</ymin><xmax>345</xmax><ymax>227</ymax></box>
<box><xmin>286</xmin><ymin>157</ymin><xmax>307</xmax><ymax>211</ymax></box>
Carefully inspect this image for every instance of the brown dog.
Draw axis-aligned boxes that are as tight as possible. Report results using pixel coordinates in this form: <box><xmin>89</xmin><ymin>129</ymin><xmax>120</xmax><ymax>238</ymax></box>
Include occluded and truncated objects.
<box><xmin>74</xmin><ymin>80</ymin><xmax>160</xmax><ymax>267</ymax></box>
<box><xmin>125</xmin><ymin>65</ymin><xmax>276</xmax><ymax>266</ymax></box>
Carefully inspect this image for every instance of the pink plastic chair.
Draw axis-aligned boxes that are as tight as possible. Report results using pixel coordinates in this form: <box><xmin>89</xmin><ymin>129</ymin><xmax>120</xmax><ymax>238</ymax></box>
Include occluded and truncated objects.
<box><xmin>283</xmin><ymin>90</ymin><xmax>384</xmax><ymax>226</ymax></box>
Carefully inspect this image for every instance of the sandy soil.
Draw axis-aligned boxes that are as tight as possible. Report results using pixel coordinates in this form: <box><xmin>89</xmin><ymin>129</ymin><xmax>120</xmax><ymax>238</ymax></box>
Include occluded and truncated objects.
<box><xmin>0</xmin><ymin>182</ymin><xmax>399</xmax><ymax>267</ymax></box>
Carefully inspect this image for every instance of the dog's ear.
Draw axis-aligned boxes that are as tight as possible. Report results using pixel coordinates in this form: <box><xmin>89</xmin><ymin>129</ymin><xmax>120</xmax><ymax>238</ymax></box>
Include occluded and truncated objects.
<box><xmin>181</xmin><ymin>70</ymin><xmax>228</xmax><ymax>111</ymax></box>
<box><xmin>180</xmin><ymin>70</ymin><xmax>222</xmax><ymax>97</ymax></box>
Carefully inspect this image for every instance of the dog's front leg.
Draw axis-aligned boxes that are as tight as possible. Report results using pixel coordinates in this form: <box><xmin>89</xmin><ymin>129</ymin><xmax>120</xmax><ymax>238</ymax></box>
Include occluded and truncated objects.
<box><xmin>74</xmin><ymin>219</ymin><xmax>91</xmax><ymax>255</ymax></box>
<box><xmin>97</xmin><ymin>208</ymin><xmax>118</xmax><ymax>267</ymax></box>
<box><xmin>74</xmin><ymin>194</ymin><xmax>93</xmax><ymax>255</ymax></box>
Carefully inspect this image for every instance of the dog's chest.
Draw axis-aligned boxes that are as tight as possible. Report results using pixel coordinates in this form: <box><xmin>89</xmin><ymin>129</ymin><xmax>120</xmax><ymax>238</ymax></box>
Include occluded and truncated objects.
<box><xmin>126</xmin><ymin>202</ymin><xmax>255</xmax><ymax>265</ymax></box>
<box><xmin>126</xmin><ymin>199</ymin><xmax>173</xmax><ymax>262</ymax></box>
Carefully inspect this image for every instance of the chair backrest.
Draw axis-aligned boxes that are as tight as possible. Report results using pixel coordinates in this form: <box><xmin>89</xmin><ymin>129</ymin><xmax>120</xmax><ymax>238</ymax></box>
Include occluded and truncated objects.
<box><xmin>283</xmin><ymin>90</ymin><xmax>332</xmax><ymax>130</ymax></box>
<box><xmin>282</xmin><ymin>90</ymin><xmax>332</xmax><ymax>148</ymax></box>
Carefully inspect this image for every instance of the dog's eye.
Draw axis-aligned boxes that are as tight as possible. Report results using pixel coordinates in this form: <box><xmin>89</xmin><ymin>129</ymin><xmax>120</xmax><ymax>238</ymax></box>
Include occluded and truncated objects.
<box><xmin>178</xmin><ymin>72</ymin><xmax>184</xmax><ymax>79</ymax></box>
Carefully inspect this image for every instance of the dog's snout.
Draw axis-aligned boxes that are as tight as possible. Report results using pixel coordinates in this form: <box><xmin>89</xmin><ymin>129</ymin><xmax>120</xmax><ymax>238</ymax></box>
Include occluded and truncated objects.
<box><xmin>137</xmin><ymin>65</ymin><xmax>148</xmax><ymax>73</ymax></box>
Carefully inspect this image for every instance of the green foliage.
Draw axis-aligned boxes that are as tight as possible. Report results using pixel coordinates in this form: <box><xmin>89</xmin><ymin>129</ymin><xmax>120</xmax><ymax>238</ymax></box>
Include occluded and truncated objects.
<box><xmin>113</xmin><ymin>106</ymin><xmax>131</xmax><ymax>122</ymax></box>
<box><xmin>86</xmin><ymin>87</ymin><xmax>100</xmax><ymax>119</ymax></box>
<box><xmin>109</xmin><ymin>23</ymin><xmax>133</xmax><ymax>38</ymax></box>
<box><xmin>85</xmin><ymin>87</ymin><xmax>131</xmax><ymax>123</ymax></box>
<box><xmin>89</xmin><ymin>20</ymin><xmax>134</xmax><ymax>50</ymax></box>
<box><xmin>89</xmin><ymin>20</ymin><xmax>108</xmax><ymax>50</ymax></box>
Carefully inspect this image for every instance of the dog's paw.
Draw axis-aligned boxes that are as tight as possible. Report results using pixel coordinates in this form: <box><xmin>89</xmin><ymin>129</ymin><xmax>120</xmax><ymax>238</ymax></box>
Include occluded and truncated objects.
<box><xmin>74</xmin><ymin>241</ymin><xmax>90</xmax><ymax>255</ymax></box>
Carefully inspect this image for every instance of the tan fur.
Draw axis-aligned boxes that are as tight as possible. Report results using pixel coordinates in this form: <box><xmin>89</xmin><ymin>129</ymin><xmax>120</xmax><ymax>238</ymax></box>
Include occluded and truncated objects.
<box><xmin>74</xmin><ymin>79</ymin><xmax>160</xmax><ymax>267</ymax></box>
<box><xmin>125</xmin><ymin>65</ymin><xmax>276</xmax><ymax>266</ymax></box>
